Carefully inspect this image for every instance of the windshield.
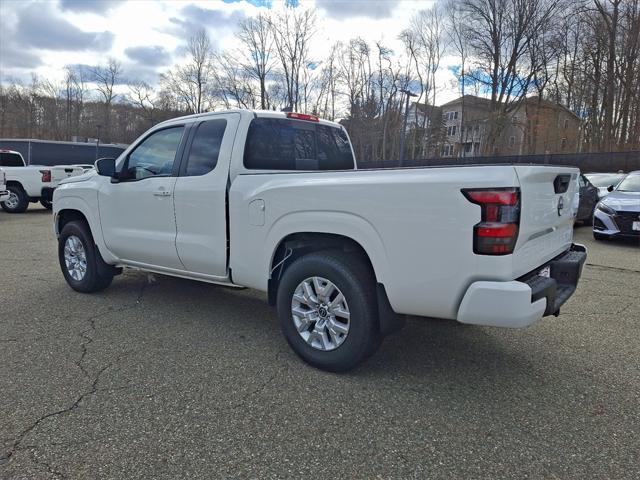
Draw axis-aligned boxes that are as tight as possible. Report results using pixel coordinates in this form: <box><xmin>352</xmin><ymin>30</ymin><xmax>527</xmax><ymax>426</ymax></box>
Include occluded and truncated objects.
<box><xmin>616</xmin><ymin>175</ymin><xmax>640</xmax><ymax>193</ymax></box>
<box><xmin>585</xmin><ymin>173</ymin><xmax>625</xmax><ymax>187</ymax></box>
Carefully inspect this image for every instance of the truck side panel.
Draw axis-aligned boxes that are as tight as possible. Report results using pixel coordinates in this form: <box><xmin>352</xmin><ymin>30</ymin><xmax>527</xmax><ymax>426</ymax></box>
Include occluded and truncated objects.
<box><xmin>229</xmin><ymin>166</ymin><xmax>523</xmax><ymax>319</ymax></box>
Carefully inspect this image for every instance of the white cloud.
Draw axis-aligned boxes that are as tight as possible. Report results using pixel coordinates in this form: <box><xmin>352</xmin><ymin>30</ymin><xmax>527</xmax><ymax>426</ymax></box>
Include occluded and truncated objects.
<box><xmin>0</xmin><ymin>0</ymin><xmax>461</xmax><ymax>106</ymax></box>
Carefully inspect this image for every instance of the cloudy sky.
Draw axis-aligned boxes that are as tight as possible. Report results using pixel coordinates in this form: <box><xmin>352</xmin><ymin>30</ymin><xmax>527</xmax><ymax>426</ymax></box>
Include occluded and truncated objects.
<box><xmin>0</xmin><ymin>0</ymin><xmax>459</xmax><ymax>104</ymax></box>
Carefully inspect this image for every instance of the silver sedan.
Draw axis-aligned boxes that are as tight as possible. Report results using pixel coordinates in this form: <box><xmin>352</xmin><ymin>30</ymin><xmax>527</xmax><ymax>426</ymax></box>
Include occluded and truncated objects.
<box><xmin>593</xmin><ymin>171</ymin><xmax>640</xmax><ymax>241</ymax></box>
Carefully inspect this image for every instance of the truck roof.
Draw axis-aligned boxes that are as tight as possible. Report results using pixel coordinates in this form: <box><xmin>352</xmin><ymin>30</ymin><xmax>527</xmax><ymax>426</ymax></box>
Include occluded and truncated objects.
<box><xmin>156</xmin><ymin>109</ymin><xmax>343</xmax><ymax>129</ymax></box>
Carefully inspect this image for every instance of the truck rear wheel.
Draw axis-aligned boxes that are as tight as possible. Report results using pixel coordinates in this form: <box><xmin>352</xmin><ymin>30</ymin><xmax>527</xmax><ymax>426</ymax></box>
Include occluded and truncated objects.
<box><xmin>1</xmin><ymin>185</ymin><xmax>29</xmax><ymax>213</ymax></box>
<box><xmin>58</xmin><ymin>220</ymin><xmax>114</xmax><ymax>293</ymax></box>
<box><xmin>277</xmin><ymin>250</ymin><xmax>380</xmax><ymax>372</ymax></box>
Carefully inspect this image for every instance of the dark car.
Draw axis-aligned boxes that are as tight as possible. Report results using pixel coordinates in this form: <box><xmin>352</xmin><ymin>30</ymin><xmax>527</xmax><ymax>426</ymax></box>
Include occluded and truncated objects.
<box><xmin>576</xmin><ymin>174</ymin><xmax>599</xmax><ymax>223</ymax></box>
<box><xmin>584</xmin><ymin>172</ymin><xmax>626</xmax><ymax>199</ymax></box>
<box><xmin>593</xmin><ymin>170</ymin><xmax>640</xmax><ymax>241</ymax></box>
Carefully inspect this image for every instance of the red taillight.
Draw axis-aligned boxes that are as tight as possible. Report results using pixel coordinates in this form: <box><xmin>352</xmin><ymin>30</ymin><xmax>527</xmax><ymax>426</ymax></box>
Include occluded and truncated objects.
<box><xmin>286</xmin><ymin>112</ymin><xmax>319</xmax><ymax>122</ymax></box>
<box><xmin>462</xmin><ymin>187</ymin><xmax>520</xmax><ymax>255</ymax></box>
<box><xmin>476</xmin><ymin>223</ymin><xmax>518</xmax><ymax>237</ymax></box>
<box><xmin>40</xmin><ymin>169</ymin><xmax>52</xmax><ymax>182</ymax></box>
<box><xmin>463</xmin><ymin>190</ymin><xmax>518</xmax><ymax>205</ymax></box>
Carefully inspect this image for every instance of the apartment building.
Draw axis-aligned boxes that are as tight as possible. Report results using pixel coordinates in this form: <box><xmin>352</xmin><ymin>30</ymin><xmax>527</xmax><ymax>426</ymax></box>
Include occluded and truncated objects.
<box><xmin>410</xmin><ymin>95</ymin><xmax>581</xmax><ymax>158</ymax></box>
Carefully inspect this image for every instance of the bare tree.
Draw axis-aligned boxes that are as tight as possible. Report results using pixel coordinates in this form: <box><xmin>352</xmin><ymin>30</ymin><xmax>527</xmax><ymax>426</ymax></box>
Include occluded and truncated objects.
<box><xmin>401</xmin><ymin>5</ymin><xmax>446</xmax><ymax>157</ymax></box>
<box><xmin>269</xmin><ymin>6</ymin><xmax>316</xmax><ymax>111</ymax></box>
<box><xmin>212</xmin><ymin>51</ymin><xmax>257</xmax><ymax>109</ymax></box>
<box><xmin>594</xmin><ymin>0</ymin><xmax>623</xmax><ymax>151</ymax></box>
<box><xmin>91</xmin><ymin>58</ymin><xmax>122</xmax><ymax>142</ymax></box>
<box><xmin>127</xmin><ymin>81</ymin><xmax>159</xmax><ymax>127</ymax></box>
<box><xmin>236</xmin><ymin>13</ymin><xmax>274</xmax><ymax>109</ymax></box>
<box><xmin>459</xmin><ymin>0</ymin><xmax>563</xmax><ymax>154</ymax></box>
<box><xmin>161</xmin><ymin>29</ymin><xmax>215</xmax><ymax>113</ymax></box>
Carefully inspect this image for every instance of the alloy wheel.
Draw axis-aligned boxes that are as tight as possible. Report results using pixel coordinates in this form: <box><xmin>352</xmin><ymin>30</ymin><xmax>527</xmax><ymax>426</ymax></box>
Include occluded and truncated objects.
<box><xmin>291</xmin><ymin>276</ymin><xmax>351</xmax><ymax>351</ymax></box>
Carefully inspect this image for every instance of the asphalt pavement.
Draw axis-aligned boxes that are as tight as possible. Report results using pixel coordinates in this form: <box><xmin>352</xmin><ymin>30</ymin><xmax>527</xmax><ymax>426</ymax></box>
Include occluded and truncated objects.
<box><xmin>1</xmin><ymin>206</ymin><xmax>639</xmax><ymax>479</ymax></box>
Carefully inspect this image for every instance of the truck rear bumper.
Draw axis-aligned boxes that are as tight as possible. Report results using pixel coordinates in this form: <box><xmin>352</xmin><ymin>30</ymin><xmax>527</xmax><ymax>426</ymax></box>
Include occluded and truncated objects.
<box><xmin>457</xmin><ymin>244</ymin><xmax>587</xmax><ymax>328</ymax></box>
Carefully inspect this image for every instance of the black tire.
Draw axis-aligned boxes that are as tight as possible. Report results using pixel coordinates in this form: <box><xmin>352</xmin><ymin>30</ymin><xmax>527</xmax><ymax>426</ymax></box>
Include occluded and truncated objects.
<box><xmin>40</xmin><ymin>199</ymin><xmax>53</xmax><ymax>210</ymax></box>
<box><xmin>277</xmin><ymin>250</ymin><xmax>381</xmax><ymax>372</ymax></box>
<box><xmin>58</xmin><ymin>220</ymin><xmax>114</xmax><ymax>293</ymax></box>
<box><xmin>0</xmin><ymin>185</ymin><xmax>29</xmax><ymax>213</ymax></box>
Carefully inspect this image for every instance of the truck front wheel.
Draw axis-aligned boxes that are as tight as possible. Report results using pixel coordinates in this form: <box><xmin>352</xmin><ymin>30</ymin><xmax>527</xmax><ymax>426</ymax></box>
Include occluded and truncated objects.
<box><xmin>277</xmin><ymin>250</ymin><xmax>381</xmax><ymax>372</ymax></box>
<box><xmin>1</xmin><ymin>185</ymin><xmax>29</xmax><ymax>213</ymax></box>
<box><xmin>58</xmin><ymin>220</ymin><xmax>114</xmax><ymax>293</ymax></box>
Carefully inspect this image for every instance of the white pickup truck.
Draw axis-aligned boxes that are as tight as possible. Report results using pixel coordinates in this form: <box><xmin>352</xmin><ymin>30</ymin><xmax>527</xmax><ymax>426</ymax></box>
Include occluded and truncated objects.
<box><xmin>0</xmin><ymin>149</ymin><xmax>84</xmax><ymax>213</ymax></box>
<box><xmin>53</xmin><ymin>110</ymin><xmax>587</xmax><ymax>371</ymax></box>
<box><xmin>0</xmin><ymin>168</ymin><xmax>9</xmax><ymax>203</ymax></box>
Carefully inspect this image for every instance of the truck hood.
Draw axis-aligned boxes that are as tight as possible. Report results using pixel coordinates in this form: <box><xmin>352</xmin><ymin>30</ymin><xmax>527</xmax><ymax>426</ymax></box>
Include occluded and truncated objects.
<box><xmin>59</xmin><ymin>170</ymin><xmax>97</xmax><ymax>184</ymax></box>
<box><xmin>601</xmin><ymin>191</ymin><xmax>640</xmax><ymax>212</ymax></box>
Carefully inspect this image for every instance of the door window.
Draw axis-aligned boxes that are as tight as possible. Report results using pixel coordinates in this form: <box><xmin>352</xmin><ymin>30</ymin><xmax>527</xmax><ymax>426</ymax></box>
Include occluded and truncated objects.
<box><xmin>184</xmin><ymin>120</ymin><xmax>227</xmax><ymax>176</ymax></box>
<box><xmin>123</xmin><ymin>127</ymin><xmax>184</xmax><ymax>180</ymax></box>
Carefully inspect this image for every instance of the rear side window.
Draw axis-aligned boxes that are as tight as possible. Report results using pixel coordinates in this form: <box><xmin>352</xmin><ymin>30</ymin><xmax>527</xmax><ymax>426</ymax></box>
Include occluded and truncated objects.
<box><xmin>243</xmin><ymin>118</ymin><xmax>354</xmax><ymax>171</ymax></box>
<box><xmin>184</xmin><ymin>119</ymin><xmax>227</xmax><ymax>176</ymax></box>
<box><xmin>0</xmin><ymin>152</ymin><xmax>25</xmax><ymax>167</ymax></box>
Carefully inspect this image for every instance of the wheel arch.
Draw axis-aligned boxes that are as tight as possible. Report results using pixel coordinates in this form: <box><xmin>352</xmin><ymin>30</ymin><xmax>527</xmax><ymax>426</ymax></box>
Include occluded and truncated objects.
<box><xmin>53</xmin><ymin>197</ymin><xmax>118</xmax><ymax>265</ymax></box>
<box><xmin>267</xmin><ymin>231</ymin><xmax>403</xmax><ymax>336</ymax></box>
<box><xmin>5</xmin><ymin>180</ymin><xmax>25</xmax><ymax>190</ymax></box>
<box><xmin>56</xmin><ymin>208</ymin><xmax>90</xmax><ymax>236</ymax></box>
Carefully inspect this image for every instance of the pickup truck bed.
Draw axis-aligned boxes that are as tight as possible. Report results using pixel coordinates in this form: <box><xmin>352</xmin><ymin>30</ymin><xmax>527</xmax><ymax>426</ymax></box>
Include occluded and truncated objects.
<box><xmin>230</xmin><ymin>164</ymin><xmax>582</xmax><ymax>321</ymax></box>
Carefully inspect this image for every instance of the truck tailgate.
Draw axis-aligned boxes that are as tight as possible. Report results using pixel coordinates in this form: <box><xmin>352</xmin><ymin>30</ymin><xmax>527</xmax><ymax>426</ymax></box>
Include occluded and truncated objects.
<box><xmin>50</xmin><ymin>166</ymin><xmax>85</xmax><ymax>186</ymax></box>
<box><xmin>512</xmin><ymin>165</ymin><xmax>579</xmax><ymax>276</ymax></box>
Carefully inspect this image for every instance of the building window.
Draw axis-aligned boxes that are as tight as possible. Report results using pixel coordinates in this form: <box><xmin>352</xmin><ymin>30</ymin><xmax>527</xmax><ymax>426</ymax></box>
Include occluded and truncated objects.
<box><xmin>561</xmin><ymin>138</ymin><xmax>567</xmax><ymax>150</ymax></box>
<box><xmin>442</xmin><ymin>145</ymin><xmax>453</xmax><ymax>157</ymax></box>
<box><xmin>447</xmin><ymin>125</ymin><xmax>457</xmax><ymax>136</ymax></box>
<box><xmin>563</xmin><ymin>119</ymin><xmax>569</xmax><ymax>129</ymax></box>
<box><xmin>509</xmin><ymin>136</ymin><xmax>515</xmax><ymax>147</ymax></box>
<box><xmin>443</xmin><ymin>111</ymin><xmax>458</xmax><ymax>121</ymax></box>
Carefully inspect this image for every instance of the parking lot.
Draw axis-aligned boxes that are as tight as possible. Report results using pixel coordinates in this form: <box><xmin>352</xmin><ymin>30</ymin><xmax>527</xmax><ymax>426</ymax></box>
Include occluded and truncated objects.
<box><xmin>1</xmin><ymin>206</ymin><xmax>638</xmax><ymax>479</ymax></box>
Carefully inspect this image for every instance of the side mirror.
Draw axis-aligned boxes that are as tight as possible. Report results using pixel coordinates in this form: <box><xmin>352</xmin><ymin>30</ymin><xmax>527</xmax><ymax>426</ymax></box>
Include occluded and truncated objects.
<box><xmin>95</xmin><ymin>158</ymin><xmax>116</xmax><ymax>177</ymax></box>
<box><xmin>607</xmin><ymin>184</ymin><xmax>614</xmax><ymax>192</ymax></box>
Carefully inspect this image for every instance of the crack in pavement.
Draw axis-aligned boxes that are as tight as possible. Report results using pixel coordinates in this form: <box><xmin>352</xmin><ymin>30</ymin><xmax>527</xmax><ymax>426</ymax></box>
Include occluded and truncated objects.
<box><xmin>585</xmin><ymin>262</ymin><xmax>640</xmax><ymax>274</ymax></box>
<box><xmin>28</xmin><ymin>448</ymin><xmax>67</xmax><ymax>480</ymax></box>
<box><xmin>0</xmin><ymin>279</ymin><xmax>150</xmax><ymax>474</ymax></box>
<box><xmin>221</xmin><ymin>350</ymin><xmax>289</xmax><ymax>414</ymax></box>
<box><xmin>0</xmin><ymin>361</ymin><xmax>115</xmax><ymax>469</ymax></box>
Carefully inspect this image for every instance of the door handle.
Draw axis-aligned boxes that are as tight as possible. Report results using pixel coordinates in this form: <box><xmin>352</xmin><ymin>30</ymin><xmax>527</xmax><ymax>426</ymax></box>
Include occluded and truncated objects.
<box><xmin>153</xmin><ymin>190</ymin><xmax>172</xmax><ymax>197</ymax></box>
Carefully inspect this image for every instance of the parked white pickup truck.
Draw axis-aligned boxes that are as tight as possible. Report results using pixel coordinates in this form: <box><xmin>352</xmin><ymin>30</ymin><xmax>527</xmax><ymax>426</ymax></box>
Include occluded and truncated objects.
<box><xmin>53</xmin><ymin>110</ymin><xmax>587</xmax><ymax>371</ymax></box>
<box><xmin>0</xmin><ymin>168</ymin><xmax>9</xmax><ymax>203</ymax></box>
<box><xmin>0</xmin><ymin>149</ymin><xmax>84</xmax><ymax>213</ymax></box>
